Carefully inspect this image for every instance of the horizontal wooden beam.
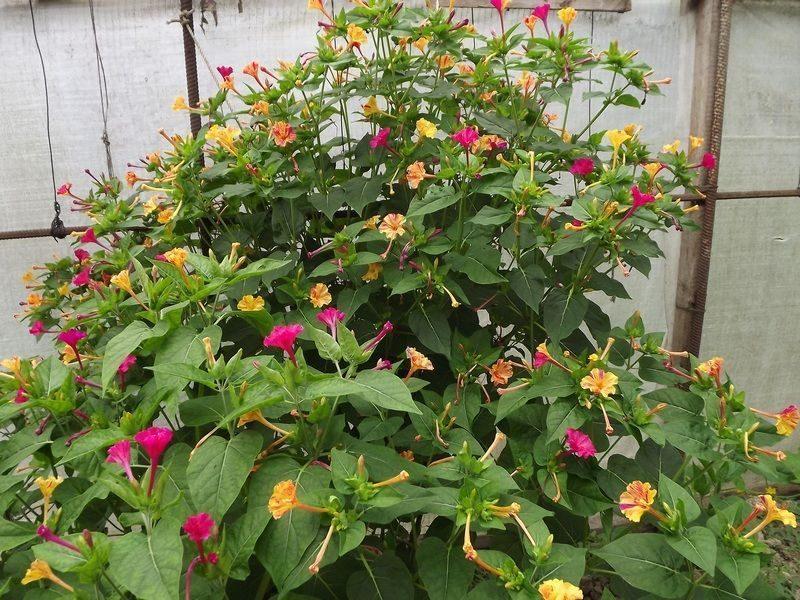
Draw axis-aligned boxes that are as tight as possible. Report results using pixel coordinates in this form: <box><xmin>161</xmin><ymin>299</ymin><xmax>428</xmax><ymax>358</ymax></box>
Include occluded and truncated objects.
<box><xmin>452</xmin><ymin>0</ymin><xmax>631</xmax><ymax>12</ymax></box>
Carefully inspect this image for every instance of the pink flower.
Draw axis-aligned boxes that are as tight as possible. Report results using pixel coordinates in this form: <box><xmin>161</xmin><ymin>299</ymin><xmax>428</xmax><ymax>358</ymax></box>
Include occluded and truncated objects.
<box><xmin>370</xmin><ymin>127</ymin><xmax>391</xmax><ymax>150</ymax></box>
<box><xmin>80</xmin><ymin>228</ymin><xmax>98</xmax><ymax>244</ymax></box>
<box><xmin>29</xmin><ymin>321</ymin><xmax>45</xmax><ymax>336</ymax></box>
<box><xmin>532</xmin><ymin>3</ymin><xmax>550</xmax><ymax>31</ymax></box>
<box><xmin>316</xmin><ymin>307</ymin><xmax>345</xmax><ymax>336</ymax></box>
<box><xmin>490</xmin><ymin>0</ymin><xmax>508</xmax><ymax>12</ymax></box>
<box><xmin>183</xmin><ymin>513</ymin><xmax>216</xmax><ymax>544</ymax></box>
<box><xmin>206</xmin><ymin>552</ymin><xmax>219</xmax><ymax>564</ymax></box>
<box><xmin>14</xmin><ymin>388</ymin><xmax>27</xmax><ymax>404</ymax></box>
<box><xmin>451</xmin><ymin>127</ymin><xmax>480</xmax><ymax>150</ymax></box>
<box><xmin>570</xmin><ymin>219</ymin><xmax>584</xmax><ymax>227</ymax></box>
<box><xmin>569</xmin><ymin>157</ymin><xmax>594</xmax><ymax>176</ymax></box>
<box><xmin>58</xmin><ymin>328</ymin><xmax>87</xmax><ymax>348</ymax></box>
<box><xmin>700</xmin><ymin>152</ymin><xmax>716</xmax><ymax>170</ymax></box>
<box><xmin>631</xmin><ymin>186</ymin><xmax>655</xmax><ymax>209</ymax></box>
<box><xmin>117</xmin><ymin>355</ymin><xmax>137</xmax><ymax>374</ymax></box>
<box><xmin>363</xmin><ymin>321</ymin><xmax>393</xmax><ymax>352</ymax></box>
<box><xmin>57</xmin><ymin>183</ymin><xmax>72</xmax><ymax>196</ymax></box>
<box><xmin>565</xmin><ymin>428</ymin><xmax>597</xmax><ymax>459</ymax></box>
<box><xmin>374</xmin><ymin>358</ymin><xmax>392</xmax><ymax>371</ymax></box>
<box><xmin>264</xmin><ymin>324</ymin><xmax>304</xmax><ymax>366</ymax></box>
<box><xmin>533</xmin><ymin>351</ymin><xmax>549</xmax><ymax>369</ymax></box>
<box><xmin>106</xmin><ymin>440</ymin><xmax>137</xmax><ymax>484</ymax></box>
<box><xmin>74</xmin><ymin>249</ymin><xmax>90</xmax><ymax>262</ymax></box>
<box><xmin>72</xmin><ymin>268</ymin><xmax>91</xmax><ymax>287</ymax></box>
<box><xmin>217</xmin><ymin>65</ymin><xmax>233</xmax><ymax>79</ymax></box>
<box><xmin>37</xmin><ymin>525</ymin><xmax>80</xmax><ymax>553</ymax></box>
<box><xmin>134</xmin><ymin>426</ymin><xmax>173</xmax><ymax>495</ymax></box>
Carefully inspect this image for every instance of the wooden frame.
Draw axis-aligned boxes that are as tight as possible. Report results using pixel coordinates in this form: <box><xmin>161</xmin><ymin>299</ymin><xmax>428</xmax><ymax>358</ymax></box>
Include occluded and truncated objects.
<box><xmin>452</xmin><ymin>0</ymin><xmax>631</xmax><ymax>12</ymax></box>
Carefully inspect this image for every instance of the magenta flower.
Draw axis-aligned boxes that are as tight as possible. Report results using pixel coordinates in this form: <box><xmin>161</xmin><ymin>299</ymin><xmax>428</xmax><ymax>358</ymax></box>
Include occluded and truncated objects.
<box><xmin>72</xmin><ymin>268</ymin><xmax>91</xmax><ymax>287</ymax></box>
<box><xmin>451</xmin><ymin>127</ymin><xmax>480</xmax><ymax>150</ymax></box>
<box><xmin>29</xmin><ymin>321</ymin><xmax>46</xmax><ymax>336</ymax></box>
<box><xmin>374</xmin><ymin>358</ymin><xmax>392</xmax><ymax>371</ymax></box>
<box><xmin>56</xmin><ymin>183</ymin><xmax>72</xmax><ymax>196</ymax></box>
<box><xmin>490</xmin><ymin>0</ymin><xmax>507</xmax><ymax>12</ymax></box>
<box><xmin>316</xmin><ymin>307</ymin><xmax>345</xmax><ymax>337</ymax></box>
<box><xmin>37</xmin><ymin>525</ymin><xmax>80</xmax><ymax>554</ymax></box>
<box><xmin>80</xmin><ymin>228</ymin><xmax>98</xmax><ymax>244</ymax></box>
<box><xmin>217</xmin><ymin>65</ymin><xmax>233</xmax><ymax>79</ymax></box>
<box><xmin>118</xmin><ymin>355</ymin><xmax>137</xmax><ymax>374</ymax></box>
<box><xmin>363</xmin><ymin>321</ymin><xmax>393</xmax><ymax>352</ymax></box>
<box><xmin>631</xmin><ymin>185</ymin><xmax>655</xmax><ymax>209</ymax></box>
<box><xmin>134</xmin><ymin>426</ymin><xmax>173</xmax><ymax>495</ymax></box>
<box><xmin>532</xmin><ymin>3</ymin><xmax>550</xmax><ymax>32</ymax></box>
<box><xmin>533</xmin><ymin>351</ymin><xmax>549</xmax><ymax>369</ymax></box>
<box><xmin>183</xmin><ymin>513</ymin><xmax>216</xmax><ymax>544</ymax></box>
<box><xmin>58</xmin><ymin>328</ymin><xmax>87</xmax><ymax>348</ymax></box>
<box><xmin>370</xmin><ymin>127</ymin><xmax>391</xmax><ymax>150</ymax></box>
<box><xmin>565</xmin><ymin>428</ymin><xmax>597</xmax><ymax>459</ymax></box>
<box><xmin>700</xmin><ymin>152</ymin><xmax>716</xmax><ymax>170</ymax></box>
<box><xmin>74</xmin><ymin>248</ymin><xmax>90</xmax><ymax>262</ymax></box>
<box><xmin>264</xmin><ymin>324</ymin><xmax>304</xmax><ymax>366</ymax></box>
<box><xmin>14</xmin><ymin>388</ymin><xmax>27</xmax><ymax>404</ymax></box>
<box><xmin>106</xmin><ymin>439</ymin><xmax>137</xmax><ymax>484</ymax></box>
<box><xmin>569</xmin><ymin>157</ymin><xmax>594</xmax><ymax>176</ymax></box>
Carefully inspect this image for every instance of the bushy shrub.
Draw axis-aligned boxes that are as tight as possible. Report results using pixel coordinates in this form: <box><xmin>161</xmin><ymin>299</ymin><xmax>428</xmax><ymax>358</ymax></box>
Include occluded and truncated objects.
<box><xmin>3</xmin><ymin>1</ymin><xmax>797</xmax><ymax>598</ymax></box>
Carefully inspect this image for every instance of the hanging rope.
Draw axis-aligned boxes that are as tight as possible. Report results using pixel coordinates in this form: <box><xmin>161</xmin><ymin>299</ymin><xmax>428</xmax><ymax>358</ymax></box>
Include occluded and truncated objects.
<box><xmin>88</xmin><ymin>0</ymin><xmax>115</xmax><ymax>177</ymax></box>
<box><xmin>27</xmin><ymin>0</ymin><xmax>66</xmax><ymax>240</ymax></box>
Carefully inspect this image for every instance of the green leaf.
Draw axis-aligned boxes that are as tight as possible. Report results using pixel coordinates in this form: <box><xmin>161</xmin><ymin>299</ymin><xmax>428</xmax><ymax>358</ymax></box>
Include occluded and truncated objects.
<box><xmin>546</xmin><ymin>400</ymin><xmax>587</xmax><ymax>442</ymax></box>
<box><xmin>58</xmin><ymin>427</ymin><xmax>126</xmax><ymax>466</ymax></box>
<box><xmin>508</xmin><ymin>260</ymin><xmax>546</xmax><ymax>310</ymax></box>
<box><xmin>148</xmin><ymin>363</ymin><xmax>218</xmax><ymax>388</ymax></box>
<box><xmin>658</xmin><ymin>473</ymin><xmax>701</xmax><ymax>522</ymax></box>
<box><xmin>408</xmin><ymin>306</ymin><xmax>451</xmax><ymax>357</ymax></box>
<box><xmin>417</xmin><ymin>537</ymin><xmax>475</xmax><ymax>600</ymax></box>
<box><xmin>666</xmin><ymin>526</ymin><xmax>716</xmax><ymax>575</ymax></box>
<box><xmin>642</xmin><ymin>387</ymin><xmax>704</xmax><ymax>416</ymax></box>
<box><xmin>541</xmin><ymin>288</ymin><xmax>588</xmax><ymax>342</ymax></box>
<box><xmin>221</xmin><ymin>510</ymin><xmax>269</xmax><ymax>580</ymax></box>
<box><xmin>108</xmin><ymin>518</ymin><xmax>183</xmax><ymax>600</ymax></box>
<box><xmin>33</xmin><ymin>356</ymin><xmax>69</xmax><ymax>396</ymax></box>
<box><xmin>306</xmin><ymin>371</ymin><xmax>421</xmax><ymax>414</ymax></box>
<box><xmin>344</xmin><ymin>175</ymin><xmax>384</xmax><ymax>215</ymax></box>
<box><xmin>0</xmin><ymin>519</ymin><xmax>36</xmax><ymax>553</ymax></box>
<box><xmin>308</xmin><ymin>327</ymin><xmax>342</xmax><ymax>362</ymax></box>
<box><xmin>346</xmin><ymin>552</ymin><xmax>414</xmax><ymax>600</ymax></box>
<box><xmin>446</xmin><ymin>251</ymin><xmax>505</xmax><ymax>285</ymax></box>
<box><xmin>716</xmin><ymin>546</ymin><xmax>760</xmax><ymax>595</ymax></box>
<box><xmin>593</xmin><ymin>533</ymin><xmax>691</xmax><ymax>598</ymax></box>
<box><xmin>407</xmin><ymin>185</ymin><xmax>459</xmax><ymax>219</ymax></box>
<box><xmin>102</xmin><ymin>320</ymin><xmax>170</xmax><ymax>389</ymax></box>
<box><xmin>153</xmin><ymin>325</ymin><xmax>221</xmax><ymax>390</ymax></box>
<box><xmin>186</xmin><ymin>432</ymin><xmax>262</xmax><ymax>521</ymax></box>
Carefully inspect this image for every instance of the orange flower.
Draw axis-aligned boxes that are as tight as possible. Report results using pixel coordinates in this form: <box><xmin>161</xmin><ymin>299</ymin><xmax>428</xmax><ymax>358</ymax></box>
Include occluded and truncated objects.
<box><xmin>271</xmin><ymin>121</ymin><xmax>296</xmax><ymax>147</ymax></box>
<box><xmin>436</xmin><ymin>54</ymin><xmax>455</xmax><ymax>71</ymax></box>
<box><xmin>243</xmin><ymin>60</ymin><xmax>260</xmax><ymax>78</ymax></box>
<box><xmin>776</xmin><ymin>405</ymin><xmax>800</xmax><ymax>435</ymax></box>
<box><xmin>206</xmin><ymin>124</ymin><xmax>241</xmax><ymax>153</ymax></box>
<box><xmin>164</xmin><ymin>247</ymin><xmax>189</xmax><ymax>269</ymax></box>
<box><xmin>22</xmin><ymin>559</ymin><xmax>73</xmax><ymax>592</ymax></box>
<box><xmin>251</xmin><ymin>100</ymin><xmax>270</xmax><ymax>116</ymax></box>
<box><xmin>378</xmin><ymin>213</ymin><xmax>407</xmax><ymax>240</ymax></box>
<box><xmin>579</xmin><ymin>368</ymin><xmax>618</xmax><ymax>398</ymax></box>
<box><xmin>347</xmin><ymin>23</ymin><xmax>367</xmax><ymax>47</ymax></box>
<box><xmin>237</xmin><ymin>409</ymin><xmax>269</xmax><ymax>428</ymax></box>
<box><xmin>268</xmin><ymin>480</ymin><xmax>299</xmax><ymax>519</ymax></box>
<box><xmin>405</xmin><ymin>347</ymin><xmax>433</xmax><ymax>380</ymax></box>
<box><xmin>362</xmin><ymin>263</ymin><xmax>382</xmax><ymax>282</ymax></box>
<box><xmin>363</xmin><ymin>216</ymin><xmax>378</xmax><ymax>230</ymax></box>
<box><xmin>618</xmin><ymin>481</ymin><xmax>657</xmax><ymax>522</ymax></box>
<box><xmin>406</xmin><ymin>162</ymin><xmax>427</xmax><ymax>190</ymax></box>
<box><xmin>125</xmin><ymin>171</ymin><xmax>139</xmax><ymax>186</ymax></box>
<box><xmin>157</xmin><ymin>207</ymin><xmax>175</xmax><ymax>224</ymax></box>
<box><xmin>26</xmin><ymin>293</ymin><xmax>43</xmax><ymax>308</ymax></box>
<box><xmin>413</xmin><ymin>37</ymin><xmax>429</xmax><ymax>53</ymax></box>
<box><xmin>696</xmin><ymin>356</ymin><xmax>723</xmax><ymax>379</ymax></box>
<box><xmin>743</xmin><ymin>494</ymin><xmax>797</xmax><ymax>538</ymax></box>
<box><xmin>489</xmin><ymin>359</ymin><xmax>514</xmax><ymax>386</ymax></box>
<box><xmin>309</xmin><ymin>283</ymin><xmax>332</xmax><ymax>308</ymax></box>
<box><xmin>539</xmin><ymin>578</ymin><xmax>584</xmax><ymax>600</ymax></box>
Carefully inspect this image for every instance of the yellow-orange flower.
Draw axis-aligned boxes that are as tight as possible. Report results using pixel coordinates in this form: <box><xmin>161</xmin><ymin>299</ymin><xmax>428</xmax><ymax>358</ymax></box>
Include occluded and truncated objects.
<box><xmin>270</xmin><ymin>121</ymin><xmax>296</xmax><ymax>147</ymax></box>
<box><xmin>378</xmin><ymin>213</ymin><xmax>407</xmax><ymax>240</ymax></box>
<box><xmin>416</xmin><ymin>118</ymin><xmax>437</xmax><ymax>139</ymax></box>
<box><xmin>436</xmin><ymin>54</ymin><xmax>455</xmax><ymax>71</ymax></box>
<box><xmin>696</xmin><ymin>356</ymin><xmax>723</xmax><ymax>379</ymax></box>
<box><xmin>22</xmin><ymin>271</ymin><xmax>35</xmax><ymax>284</ymax></box>
<box><xmin>307</xmin><ymin>0</ymin><xmax>325</xmax><ymax>12</ymax></box>
<box><xmin>643</xmin><ymin>162</ymin><xmax>662</xmax><ymax>179</ymax></box>
<box><xmin>36</xmin><ymin>476</ymin><xmax>62</xmax><ymax>500</ymax></box>
<box><xmin>347</xmin><ymin>23</ymin><xmax>367</xmax><ymax>47</ymax></box>
<box><xmin>1</xmin><ymin>357</ymin><xmax>21</xmax><ymax>373</ymax></box>
<box><xmin>110</xmin><ymin>270</ymin><xmax>133</xmax><ymax>294</ymax></box>
<box><xmin>516</xmin><ymin>71</ymin><xmax>537</xmax><ymax>96</ymax></box>
<box><xmin>125</xmin><ymin>171</ymin><xmax>139</xmax><ymax>186</ymax></box>
<box><xmin>539</xmin><ymin>578</ymin><xmax>584</xmax><ymax>600</ymax></box>
<box><xmin>743</xmin><ymin>495</ymin><xmax>797</xmax><ymax>538</ymax></box>
<box><xmin>605</xmin><ymin>129</ymin><xmax>631</xmax><ymax>152</ymax></box>
<box><xmin>689</xmin><ymin>135</ymin><xmax>704</xmax><ymax>150</ymax></box>
<box><xmin>406</xmin><ymin>162</ymin><xmax>427</xmax><ymax>190</ymax></box>
<box><xmin>580</xmin><ymin>368</ymin><xmax>618</xmax><ymax>398</ymax></box>
<box><xmin>22</xmin><ymin>559</ymin><xmax>74</xmax><ymax>592</ymax></box>
<box><xmin>405</xmin><ymin>347</ymin><xmax>433</xmax><ymax>379</ymax></box>
<box><xmin>57</xmin><ymin>283</ymin><xmax>70</xmax><ymax>297</ymax></box>
<box><xmin>237</xmin><ymin>295</ymin><xmax>265</xmax><ymax>312</ymax></box>
<box><xmin>618</xmin><ymin>481</ymin><xmax>656</xmax><ymax>523</ymax></box>
<box><xmin>309</xmin><ymin>283</ymin><xmax>332</xmax><ymax>308</ymax></box>
<box><xmin>27</xmin><ymin>293</ymin><xmax>43</xmax><ymax>308</ymax></box>
<box><xmin>157</xmin><ymin>207</ymin><xmax>175</xmax><ymax>224</ymax></box>
<box><xmin>362</xmin><ymin>263</ymin><xmax>382</xmax><ymax>282</ymax></box>
<box><xmin>363</xmin><ymin>216</ymin><xmax>378</xmax><ymax>230</ymax></box>
<box><xmin>268</xmin><ymin>480</ymin><xmax>299</xmax><ymax>519</ymax></box>
<box><xmin>172</xmin><ymin>96</ymin><xmax>188</xmax><ymax>111</ymax></box>
<box><xmin>623</xmin><ymin>123</ymin><xmax>641</xmax><ymax>138</ymax></box>
<box><xmin>662</xmin><ymin>139</ymin><xmax>681</xmax><ymax>154</ymax></box>
<box><xmin>237</xmin><ymin>409</ymin><xmax>270</xmax><ymax>428</ymax></box>
<box><xmin>776</xmin><ymin>405</ymin><xmax>800</xmax><ymax>436</ymax></box>
<box><xmin>413</xmin><ymin>37</ymin><xmax>428</xmax><ymax>53</ymax></box>
<box><xmin>206</xmin><ymin>124</ymin><xmax>241</xmax><ymax>153</ymax></box>
<box><xmin>557</xmin><ymin>7</ymin><xmax>577</xmax><ymax>27</ymax></box>
<box><xmin>489</xmin><ymin>359</ymin><xmax>514</xmax><ymax>386</ymax></box>
<box><xmin>142</xmin><ymin>197</ymin><xmax>160</xmax><ymax>215</ymax></box>
<box><xmin>242</xmin><ymin>61</ymin><xmax>260</xmax><ymax>78</ymax></box>
<box><xmin>362</xmin><ymin>96</ymin><xmax>381</xmax><ymax>117</ymax></box>
<box><xmin>251</xmin><ymin>100</ymin><xmax>270</xmax><ymax>116</ymax></box>
<box><xmin>164</xmin><ymin>247</ymin><xmax>189</xmax><ymax>269</ymax></box>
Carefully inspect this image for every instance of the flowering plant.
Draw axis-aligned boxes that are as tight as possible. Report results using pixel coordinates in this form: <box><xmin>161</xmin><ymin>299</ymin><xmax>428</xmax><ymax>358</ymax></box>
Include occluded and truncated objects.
<box><xmin>2</xmin><ymin>1</ymin><xmax>797</xmax><ymax>598</ymax></box>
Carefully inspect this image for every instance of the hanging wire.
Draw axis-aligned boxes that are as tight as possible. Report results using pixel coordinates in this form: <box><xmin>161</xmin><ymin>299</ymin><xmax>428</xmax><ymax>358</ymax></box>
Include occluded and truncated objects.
<box><xmin>88</xmin><ymin>0</ymin><xmax>115</xmax><ymax>177</ymax></box>
<box><xmin>27</xmin><ymin>0</ymin><xmax>66</xmax><ymax>240</ymax></box>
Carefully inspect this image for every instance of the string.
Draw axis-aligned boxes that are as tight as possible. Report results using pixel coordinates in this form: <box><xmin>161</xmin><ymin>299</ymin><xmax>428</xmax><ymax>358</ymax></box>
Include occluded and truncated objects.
<box><xmin>27</xmin><ymin>0</ymin><xmax>66</xmax><ymax>239</ymax></box>
<box><xmin>88</xmin><ymin>0</ymin><xmax>115</xmax><ymax>177</ymax></box>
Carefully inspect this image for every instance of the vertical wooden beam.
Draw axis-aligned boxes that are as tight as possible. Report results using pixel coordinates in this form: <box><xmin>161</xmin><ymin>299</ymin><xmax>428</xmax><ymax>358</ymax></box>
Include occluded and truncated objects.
<box><xmin>670</xmin><ymin>0</ymin><xmax>732</xmax><ymax>358</ymax></box>
<box><xmin>179</xmin><ymin>0</ymin><xmax>202</xmax><ymax>137</ymax></box>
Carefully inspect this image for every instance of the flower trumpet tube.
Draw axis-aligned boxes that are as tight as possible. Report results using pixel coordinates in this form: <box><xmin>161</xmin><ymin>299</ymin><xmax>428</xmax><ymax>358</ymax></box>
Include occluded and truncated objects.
<box><xmin>363</xmin><ymin>321</ymin><xmax>393</xmax><ymax>352</ymax></box>
<box><xmin>373</xmin><ymin>470</ymin><xmax>410</xmax><ymax>489</ymax></box>
<box><xmin>268</xmin><ymin>480</ymin><xmax>330</xmax><ymax>519</ymax></box>
<box><xmin>743</xmin><ymin>495</ymin><xmax>796</xmax><ymax>538</ymax></box>
<box><xmin>462</xmin><ymin>511</ymin><xmax>503</xmax><ymax>577</ymax></box>
<box><xmin>35</xmin><ymin>476</ymin><xmax>62</xmax><ymax>521</ymax></box>
<box><xmin>309</xmin><ymin>523</ymin><xmax>336</xmax><ymax>574</ymax></box>
<box><xmin>750</xmin><ymin>405</ymin><xmax>799</xmax><ymax>436</ymax></box>
<box><xmin>479</xmin><ymin>431</ymin><xmax>506</xmax><ymax>462</ymax></box>
<box><xmin>37</xmin><ymin>525</ymin><xmax>80</xmax><ymax>554</ymax></box>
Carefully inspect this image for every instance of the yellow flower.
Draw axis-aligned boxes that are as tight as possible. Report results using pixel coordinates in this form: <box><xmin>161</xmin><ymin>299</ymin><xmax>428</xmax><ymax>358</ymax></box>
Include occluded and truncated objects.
<box><xmin>268</xmin><ymin>480</ymin><xmax>299</xmax><ymax>519</ymax></box>
<box><xmin>405</xmin><ymin>347</ymin><xmax>433</xmax><ymax>379</ymax></box>
<box><xmin>110</xmin><ymin>270</ymin><xmax>133</xmax><ymax>294</ymax></box>
<box><xmin>406</xmin><ymin>162</ymin><xmax>427</xmax><ymax>190</ymax></box>
<box><xmin>57</xmin><ymin>283</ymin><xmax>70</xmax><ymax>297</ymax></box>
<box><xmin>362</xmin><ymin>96</ymin><xmax>381</xmax><ymax>118</ymax></box>
<box><xmin>61</xmin><ymin>346</ymin><xmax>79</xmax><ymax>364</ymax></box>
<box><xmin>0</xmin><ymin>357</ymin><xmax>21</xmax><ymax>373</ymax></box>
<box><xmin>347</xmin><ymin>23</ymin><xmax>367</xmax><ymax>47</ymax></box>
<box><xmin>251</xmin><ymin>100</ymin><xmax>270</xmax><ymax>116</ymax></box>
<box><xmin>27</xmin><ymin>293</ymin><xmax>43</xmax><ymax>308</ymax></box>
<box><xmin>309</xmin><ymin>283</ymin><xmax>332</xmax><ymax>308</ymax></box>
<box><xmin>237</xmin><ymin>409</ymin><xmax>269</xmax><ymax>428</ymax></box>
<box><xmin>662</xmin><ymin>139</ymin><xmax>681</xmax><ymax>154</ymax></box>
<box><xmin>776</xmin><ymin>405</ymin><xmax>800</xmax><ymax>436</ymax></box>
<box><xmin>696</xmin><ymin>356</ymin><xmax>723</xmax><ymax>379</ymax></box>
<box><xmin>362</xmin><ymin>263</ymin><xmax>382</xmax><ymax>282</ymax></box>
<box><xmin>618</xmin><ymin>481</ymin><xmax>657</xmax><ymax>523</ymax></box>
<box><xmin>413</xmin><ymin>37</ymin><xmax>428</xmax><ymax>53</ymax></box>
<box><xmin>416</xmin><ymin>118</ymin><xmax>437</xmax><ymax>139</ymax></box>
<box><xmin>157</xmin><ymin>207</ymin><xmax>175</xmax><ymax>224</ymax></box>
<box><xmin>580</xmin><ymin>368</ymin><xmax>618</xmax><ymax>398</ymax></box>
<box><xmin>206</xmin><ymin>124</ymin><xmax>241</xmax><ymax>153</ymax></box>
<box><xmin>623</xmin><ymin>123</ymin><xmax>641</xmax><ymax>137</ymax></box>
<box><xmin>605</xmin><ymin>129</ymin><xmax>631</xmax><ymax>151</ymax></box>
<box><xmin>743</xmin><ymin>495</ymin><xmax>797</xmax><ymax>538</ymax></box>
<box><xmin>142</xmin><ymin>197</ymin><xmax>160</xmax><ymax>215</ymax></box>
<box><xmin>689</xmin><ymin>135</ymin><xmax>704</xmax><ymax>150</ymax></box>
<box><xmin>436</xmin><ymin>54</ymin><xmax>455</xmax><ymax>71</ymax></box>
<box><xmin>363</xmin><ymin>216</ymin><xmax>379</xmax><ymax>230</ymax></box>
<box><xmin>643</xmin><ymin>162</ymin><xmax>662</xmax><ymax>179</ymax></box>
<box><xmin>557</xmin><ymin>7</ymin><xmax>577</xmax><ymax>27</ymax></box>
<box><xmin>164</xmin><ymin>247</ymin><xmax>189</xmax><ymax>269</ymax></box>
<box><xmin>22</xmin><ymin>271</ymin><xmax>34</xmax><ymax>284</ymax></box>
<box><xmin>307</xmin><ymin>0</ymin><xmax>325</xmax><ymax>12</ymax></box>
<box><xmin>36</xmin><ymin>476</ymin><xmax>62</xmax><ymax>500</ymax></box>
<box><xmin>237</xmin><ymin>295</ymin><xmax>265</xmax><ymax>312</ymax></box>
<box><xmin>516</xmin><ymin>71</ymin><xmax>537</xmax><ymax>96</ymax></box>
<box><xmin>22</xmin><ymin>559</ymin><xmax>74</xmax><ymax>592</ymax></box>
<box><xmin>378</xmin><ymin>213</ymin><xmax>407</xmax><ymax>240</ymax></box>
<box><xmin>539</xmin><ymin>578</ymin><xmax>584</xmax><ymax>600</ymax></box>
<box><xmin>172</xmin><ymin>96</ymin><xmax>188</xmax><ymax>111</ymax></box>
